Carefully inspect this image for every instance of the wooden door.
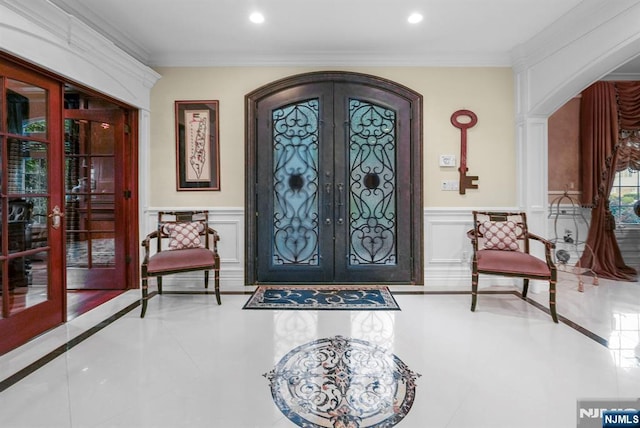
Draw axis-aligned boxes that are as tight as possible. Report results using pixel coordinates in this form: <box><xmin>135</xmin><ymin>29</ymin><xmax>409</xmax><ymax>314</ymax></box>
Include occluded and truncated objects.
<box><xmin>64</xmin><ymin>108</ymin><xmax>128</xmax><ymax>289</ymax></box>
<box><xmin>0</xmin><ymin>60</ymin><xmax>65</xmax><ymax>354</ymax></box>
<box><xmin>0</xmin><ymin>54</ymin><xmax>139</xmax><ymax>355</ymax></box>
<box><xmin>247</xmin><ymin>72</ymin><xmax>423</xmax><ymax>285</ymax></box>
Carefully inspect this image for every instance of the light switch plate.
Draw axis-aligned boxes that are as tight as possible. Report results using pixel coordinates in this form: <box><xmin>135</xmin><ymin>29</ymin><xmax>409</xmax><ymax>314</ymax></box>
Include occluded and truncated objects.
<box><xmin>439</xmin><ymin>154</ymin><xmax>456</xmax><ymax>167</ymax></box>
<box><xmin>441</xmin><ymin>180</ymin><xmax>459</xmax><ymax>191</ymax></box>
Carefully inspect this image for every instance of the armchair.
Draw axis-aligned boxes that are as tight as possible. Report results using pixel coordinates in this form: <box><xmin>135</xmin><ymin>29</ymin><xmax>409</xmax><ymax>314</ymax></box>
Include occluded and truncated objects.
<box><xmin>140</xmin><ymin>210</ymin><xmax>220</xmax><ymax>318</ymax></box>
<box><xmin>467</xmin><ymin>211</ymin><xmax>558</xmax><ymax>322</ymax></box>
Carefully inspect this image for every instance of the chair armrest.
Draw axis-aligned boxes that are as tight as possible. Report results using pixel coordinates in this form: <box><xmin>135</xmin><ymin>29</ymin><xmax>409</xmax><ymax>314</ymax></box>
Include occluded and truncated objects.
<box><xmin>207</xmin><ymin>227</ymin><xmax>220</xmax><ymax>252</ymax></box>
<box><xmin>528</xmin><ymin>232</ymin><xmax>555</xmax><ymax>249</ymax></box>
<box><xmin>527</xmin><ymin>233</ymin><xmax>556</xmax><ymax>267</ymax></box>
<box><xmin>466</xmin><ymin>229</ymin><xmax>479</xmax><ymax>253</ymax></box>
<box><xmin>141</xmin><ymin>230</ymin><xmax>159</xmax><ymax>264</ymax></box>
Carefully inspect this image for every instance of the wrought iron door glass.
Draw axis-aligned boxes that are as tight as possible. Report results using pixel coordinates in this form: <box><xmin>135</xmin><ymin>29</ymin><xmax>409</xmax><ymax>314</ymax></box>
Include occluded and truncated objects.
<box><xmin>247</xmin><ymin>72</ymin><xmax>423</xmax><ymax>285</ymax></box>
<box><xmin>272</xmin><ymin>100</ymin><xmax>320</xmax><ymax>265</ymax></box>
<box><xmin>348</xmin><ymin>99</ymin><xmax>397</xmax><ymax>265</ymax></box>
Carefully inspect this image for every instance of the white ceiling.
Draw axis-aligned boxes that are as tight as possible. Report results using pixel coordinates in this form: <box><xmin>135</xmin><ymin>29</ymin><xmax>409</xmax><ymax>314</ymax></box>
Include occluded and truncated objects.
<box><xmin>49</xmin><ymin>0</ymin><xmax>594</xmax><ymax>68</ymax></box>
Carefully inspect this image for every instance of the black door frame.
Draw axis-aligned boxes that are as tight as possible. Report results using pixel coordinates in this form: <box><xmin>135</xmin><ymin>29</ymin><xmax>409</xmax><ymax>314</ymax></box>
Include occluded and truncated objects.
<box><xmin>245</xmin><ymin>71</ymin><xmax>423</xmax><ymax>285</ymax></box>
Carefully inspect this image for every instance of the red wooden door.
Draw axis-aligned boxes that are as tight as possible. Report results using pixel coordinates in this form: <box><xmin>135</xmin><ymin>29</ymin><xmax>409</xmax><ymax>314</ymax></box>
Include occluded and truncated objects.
<box><xmin>64</xmin><ymin>108</ymin><xmax>128</xmax><ymax>290</ymax></box>
<box><xmin>0</xmin><ymin>60</ymin><xmax>65</xmax><ymax>354</ymax></box>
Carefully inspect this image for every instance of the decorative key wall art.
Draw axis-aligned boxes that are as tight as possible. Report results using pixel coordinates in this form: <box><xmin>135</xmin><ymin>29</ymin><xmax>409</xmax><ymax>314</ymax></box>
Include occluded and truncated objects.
<box><xmin>451</xmin><ymin>109</ymin><xmax>479</xmax><ymax>195</ymax></box>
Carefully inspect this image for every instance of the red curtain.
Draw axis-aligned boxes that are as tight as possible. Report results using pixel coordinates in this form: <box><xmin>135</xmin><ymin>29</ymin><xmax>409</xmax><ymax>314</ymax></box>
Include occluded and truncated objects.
<box><xmin>579</xmin><ymin>81</ymin><xmax>637</xmax><ymax>281</ymax></box>
<box><xmin>615</xmin><ymin>82</ymin><xmax>640</xmax><ymax>172</ymax></box>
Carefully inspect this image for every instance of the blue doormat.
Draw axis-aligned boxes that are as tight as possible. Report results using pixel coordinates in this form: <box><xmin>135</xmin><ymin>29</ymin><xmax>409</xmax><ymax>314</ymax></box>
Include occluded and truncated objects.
<box><xmin>243</xmin><ymin>286</ymin><xmax>400</xmax><ymax>310</ymax></box>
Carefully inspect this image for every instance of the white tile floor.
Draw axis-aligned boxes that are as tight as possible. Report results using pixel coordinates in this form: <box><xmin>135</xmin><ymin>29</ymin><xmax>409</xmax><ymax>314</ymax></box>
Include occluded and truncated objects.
<box><xmin>0</xmin><ymin>273</ymin><xmax>639</xmax><ymax>428</ymax></box>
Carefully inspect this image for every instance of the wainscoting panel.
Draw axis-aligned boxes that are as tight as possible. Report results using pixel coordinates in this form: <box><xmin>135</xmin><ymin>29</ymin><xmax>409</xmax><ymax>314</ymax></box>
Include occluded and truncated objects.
<box><xmin>141</xmin><ymin>206</ymin><xmax>637</xmax><ymax>294</ymax></box>
<box><xmin>143</xmin><ymin>207</ymin><xmax>246</xmax><ymax>291</ymax></box>
<box><xmin>143</xmin><ymin>207</ymin><xmax>527</xmax><ymax>292</ymax></box>
<box><xmin>424</xmin><ymin>209</ymin><xmax>474</xmax><ymax>288</ymax></box>
<box><xmin>423</xmin><ymin>208</ymin><xmax>520</xmax><ymax>289</ymax></box>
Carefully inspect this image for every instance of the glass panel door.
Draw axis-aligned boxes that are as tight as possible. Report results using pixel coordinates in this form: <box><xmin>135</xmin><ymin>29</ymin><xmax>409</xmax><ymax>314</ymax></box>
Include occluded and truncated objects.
<box><xmin>0</xmin><ymin>63</ymin><xmax>65</xmax><ymax>355</ymax></box>
<box><xmin>3</xmin><ymin>79</ymin><xmax>51</xmax><ymax>313</ymax></box>
<box><xmin>256</xmin><ymin>83</ymin><xmax>336</xmax><ymax>283</ymax></box>
<box><xmin>0</xmin><ymin>55</ymin><xmax>136</xmax><ymax>355</ymax></box>
<box><xmin>333</xmin><ymin>85</ymin><xmax>414</xmax><ymax>283</ymax></box>
<box><xmin>252</xmin><ymin>77</ymin><xmax>420</xmax><ymax>284</ymax></box>
<box><xmin>5</xmin><ymin>139</ymin><xmax>50</xmax><ymax>314</ymax></box>
<box><xmin>64</xmin><ymin>107</ymin><xmax>125</xmax><ymax>290</ymax></box>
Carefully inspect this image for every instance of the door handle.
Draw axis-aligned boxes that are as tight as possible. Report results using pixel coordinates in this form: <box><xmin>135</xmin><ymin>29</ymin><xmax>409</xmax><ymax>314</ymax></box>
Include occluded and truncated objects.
<box><xmin>48</xmin><ymin>205</ymin><xmax>65</xmax><ymax>230</ymax></box>
<box><xmin>325</xmin><ymin>183</ymin><xmax>332</xmax><ymax>225</ymax></box>
<box><xmin>336</xmin><ymin>183</ymin><xmax>344</xmax><ymax>225</ymax></box>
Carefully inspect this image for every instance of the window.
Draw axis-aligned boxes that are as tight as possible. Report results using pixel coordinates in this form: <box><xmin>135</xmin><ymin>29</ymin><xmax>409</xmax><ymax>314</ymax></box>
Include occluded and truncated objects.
<box><xmin>609</xmin><ymin>168</ymin><xmax>640</xmax><ymax>225</ymax></box>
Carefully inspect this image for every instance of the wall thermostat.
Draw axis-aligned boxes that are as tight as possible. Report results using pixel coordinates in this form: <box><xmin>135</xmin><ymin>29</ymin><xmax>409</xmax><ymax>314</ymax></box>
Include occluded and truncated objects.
<box><xmin>439</xmin><ymin>154</ymin><xmax>456</xmax><ymax>167</ymax></box>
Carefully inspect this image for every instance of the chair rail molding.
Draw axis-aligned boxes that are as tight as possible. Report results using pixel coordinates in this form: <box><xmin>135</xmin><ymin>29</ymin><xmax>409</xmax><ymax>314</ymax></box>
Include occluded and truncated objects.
<box><xmin>143</xmin><ymin>207</ymin><xmax>528</xmax><ymax>292</ymax></box>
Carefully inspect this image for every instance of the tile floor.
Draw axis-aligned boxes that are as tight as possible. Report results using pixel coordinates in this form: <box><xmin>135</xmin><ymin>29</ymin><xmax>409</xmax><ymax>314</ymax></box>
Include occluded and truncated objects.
<box><xmin>0</xmin><ymin>272</ymin><xmax>639</xmax><ymax>428</ymax></box>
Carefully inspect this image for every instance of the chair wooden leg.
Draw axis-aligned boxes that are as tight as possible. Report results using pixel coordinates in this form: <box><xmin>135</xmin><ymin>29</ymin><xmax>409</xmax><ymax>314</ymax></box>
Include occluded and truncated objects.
<box><xmin>141</xmin><ymin>278</ymin><xmax>148</xmax><ymax>318</ymax></box>
<box><xmin>471</xmin><ymin>271</ymin><xmax>478</xmax><ymax>311</ymax></box>
<box><xmin>206</xmin><ymin>268</ymin><xmax>221</xmax><ymax>305</ymax></box>
<box><xmin>157</xmin><ymin>276</ymin><xmax>163</xmax><ymax>294</ymax></box>
<box><xmin>214</xmin><ymin>263</ymin><xmax>221</xmax><ymax>305</ymax></box>
<box><xmin>522</xmin><ymin>278</ymin><xmax>529</xmax><ymax>298</ymax></box>
<box><xmin>549</xmin><ymin>278</ymin><xmax>558</xmax><ymax>323</ymax></box>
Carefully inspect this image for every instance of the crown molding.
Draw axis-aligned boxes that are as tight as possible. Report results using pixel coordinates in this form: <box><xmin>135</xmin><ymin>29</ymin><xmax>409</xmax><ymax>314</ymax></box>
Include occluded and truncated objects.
<box><xmin>0</xmin><ymin>0</ymin><xmax>160</xmax><ymax>106</ymax></box>
<box><xmin>510</xmin><ymin>0</ymin><xmax>637</xmax><ymax>73</ymax></box>
<box><xmin>48</xmin><ymin>0</ymin><xmax>150</xmax><ymax>64</ymax></box>
<box><xmin>147</xmin><ymin>51</ymin><xmax>513</xmax><ymax>68</ymax></box>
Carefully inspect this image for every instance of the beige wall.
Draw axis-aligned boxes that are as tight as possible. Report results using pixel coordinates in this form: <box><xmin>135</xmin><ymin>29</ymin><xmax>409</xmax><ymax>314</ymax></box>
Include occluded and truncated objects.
<box><xmin>150</xmin><ymin>66</ymin><xmax>515</xmax><ymax>208</ymax></box>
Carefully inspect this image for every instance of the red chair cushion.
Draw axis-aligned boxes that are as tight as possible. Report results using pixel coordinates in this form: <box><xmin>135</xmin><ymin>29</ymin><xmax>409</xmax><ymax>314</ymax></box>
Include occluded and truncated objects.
<box><xmin>477</xmin><ymin>249</ymin><xmax>550</xmax><ymax>277</ymax></box>
<box><xmin>147</xmin><ymin>247</ymin><xmax>215</xmax><ymax>274</ymax></box>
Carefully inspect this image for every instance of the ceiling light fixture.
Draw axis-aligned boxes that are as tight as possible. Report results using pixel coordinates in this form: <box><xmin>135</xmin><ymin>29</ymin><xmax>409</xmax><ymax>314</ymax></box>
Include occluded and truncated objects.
<box><xmin>249</xmin><ymin>12</ymin><xmax>265</xmax><ymax>24</ymax></box>
<box><xmin>407</xmin><ymin>13</ymin><xmax>423</xmax><ymax>24</ymax></box>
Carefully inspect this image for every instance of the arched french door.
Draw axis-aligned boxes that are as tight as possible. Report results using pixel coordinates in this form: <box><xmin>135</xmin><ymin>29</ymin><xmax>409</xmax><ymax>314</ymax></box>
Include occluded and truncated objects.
<box><xmin>246</xmin><ymin>71</ymin><xmax>423</xmax><ymax>285</ymax></box>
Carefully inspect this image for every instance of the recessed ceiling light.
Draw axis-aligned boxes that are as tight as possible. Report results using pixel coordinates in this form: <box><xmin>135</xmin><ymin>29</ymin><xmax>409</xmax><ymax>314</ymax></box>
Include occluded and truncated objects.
<box><xmin>407</xmin><ymin>13</ymin><xmax>423</xmax><ymax>24</ymax></box>
<box><xmin>249</xmin><ymin>12</ymin><xmax>265</xmax><ymax>24</ymax></box>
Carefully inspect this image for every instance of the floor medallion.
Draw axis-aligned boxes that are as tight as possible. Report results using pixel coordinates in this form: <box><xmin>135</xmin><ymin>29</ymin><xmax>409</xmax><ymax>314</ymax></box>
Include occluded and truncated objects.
<box><xmin>264</xmin><ymin>335</ymin><xmax>420</xmax><ymax>427</ymax></box>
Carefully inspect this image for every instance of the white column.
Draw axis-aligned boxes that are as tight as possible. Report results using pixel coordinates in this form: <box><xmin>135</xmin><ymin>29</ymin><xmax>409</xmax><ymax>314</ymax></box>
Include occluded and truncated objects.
<box><xmin>515</xmin><ymin>116</ymin><xmax>549</xmax><ymax>238</ymax></box>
